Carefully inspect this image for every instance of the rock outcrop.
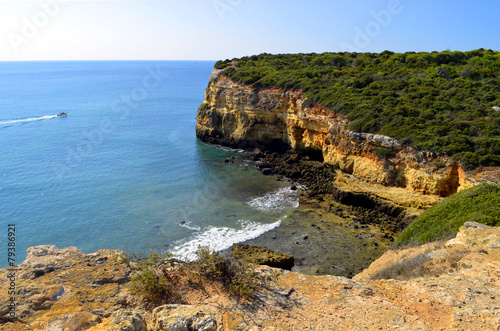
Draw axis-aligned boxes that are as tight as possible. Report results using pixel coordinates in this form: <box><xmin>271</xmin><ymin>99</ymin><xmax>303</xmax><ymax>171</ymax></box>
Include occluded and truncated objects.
<box><xmin>231</xmin><ymin>244</ymin><xmax>294</xmax><ymax>270</ymax></box>
<box><xmin>152</xmin><ymin>305</ymin><xmax>218</xmax><ymax>331</ymax></box>
<box><xmin>0</xmin><ymin>245</ymin><xmax>137</xmax><ymax>330</ymax></box>
<box><xmin>196</xmin><ymin>71</ymin><xmax>476</xmax><ymax>197</ymax></box>
<box><xmin>2</xmin><ymin>223</ymin><xmax>499</xmax><ymax>330</ymax></box>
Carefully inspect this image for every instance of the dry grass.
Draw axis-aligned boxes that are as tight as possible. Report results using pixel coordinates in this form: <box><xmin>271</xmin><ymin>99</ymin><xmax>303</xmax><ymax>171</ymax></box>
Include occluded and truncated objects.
<box><xmin>357</xmin><ymin>241</ymin><xmax>471</xmax><ymax>281</ymax></box>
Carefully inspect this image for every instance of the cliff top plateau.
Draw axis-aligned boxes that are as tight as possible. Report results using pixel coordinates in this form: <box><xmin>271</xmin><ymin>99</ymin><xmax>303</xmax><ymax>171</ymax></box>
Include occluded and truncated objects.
<box><xmin>1</xmin><ymin>221</ymin><xmax>499</xmax><ymax>330</ymax></box>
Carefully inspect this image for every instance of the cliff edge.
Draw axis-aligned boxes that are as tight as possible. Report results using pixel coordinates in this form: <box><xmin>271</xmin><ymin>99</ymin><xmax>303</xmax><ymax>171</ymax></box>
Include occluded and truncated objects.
<box><xmin>2</xmin><ymin>222</ymin><xmax>499</xmax><ymax>330</ymax></box>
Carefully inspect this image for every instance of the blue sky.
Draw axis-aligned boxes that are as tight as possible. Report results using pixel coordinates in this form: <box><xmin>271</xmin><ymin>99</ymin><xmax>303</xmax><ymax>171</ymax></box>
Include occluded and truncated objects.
<box><xmin>0</xmin><ymin>0</ymin><xmax>498</xmax><ymax>61</ymax></box>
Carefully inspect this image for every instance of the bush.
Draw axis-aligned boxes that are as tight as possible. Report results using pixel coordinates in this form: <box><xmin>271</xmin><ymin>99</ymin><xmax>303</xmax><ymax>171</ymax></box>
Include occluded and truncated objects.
<box><xmin>127</xmin><ymin>251</ymin><xmax>176</xmax><ymax>303</ymax></box>
<box><xmin>130</xmin><ymin>267</ymin><xmax>171</xmax><ymax>303</ymax></box>
<box><xmin>125</xmin><ymin>247</ymin><xmax>258</xmax><ymax>302</ymax></box>
<box><xmin>186</xmin><ymin>246</ymin><xmax>257</xmax><ymax>298</ymax></box>
<box><xmin>374</xmin><ymin>147</ymin><xmax>392</xmax><ymax>158</ymax></box>
<box><xmin>394</xmin><ymin>183</ymin><xmax>500</xmax><ymax>246</ymax></box>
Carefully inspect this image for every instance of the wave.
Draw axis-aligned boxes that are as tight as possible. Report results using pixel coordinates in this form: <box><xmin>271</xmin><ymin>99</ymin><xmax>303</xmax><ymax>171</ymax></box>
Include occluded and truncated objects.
<box><xmin>170</xmin><ymin>219</ymin><xmax>281</xmax><ymax>261</ymax></box>
<box><xmin>0</xmin><ymin>114</ymin><xmax>60</xmax><ymax>127</ymax></box>
<box><xmin>247</xmin><ymin>186</ymin><xmax>301</xmax><ymax>213</ymax></box>
<box><xmin>211</xmin><ymin>143</ymin><xmax>246</xmax><ymax>153</ymax></box>
<box><xmin>178</xmin><ymin>221</ymin><xmax>202</xmax><ymax>231</ymax></box>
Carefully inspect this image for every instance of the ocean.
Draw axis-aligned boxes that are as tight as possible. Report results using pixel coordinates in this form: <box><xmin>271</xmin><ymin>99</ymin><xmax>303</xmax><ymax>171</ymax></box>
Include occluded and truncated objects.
<box><xmin>0</xmin><ymin>61</ymin><xmax>298</xmax><ymax>267</ymax></box>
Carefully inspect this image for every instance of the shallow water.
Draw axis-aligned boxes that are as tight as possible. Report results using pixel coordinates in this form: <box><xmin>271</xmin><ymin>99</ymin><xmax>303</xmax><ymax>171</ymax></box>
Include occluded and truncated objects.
<box><xmin>243</xmin><ymin>198</ymin><xmax>395</xmax><ymax>277</ymax></box>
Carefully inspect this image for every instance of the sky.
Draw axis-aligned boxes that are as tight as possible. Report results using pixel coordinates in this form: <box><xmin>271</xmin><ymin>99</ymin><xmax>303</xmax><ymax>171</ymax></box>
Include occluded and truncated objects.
<box><xmin>0</xmin><ymin>0</ymin><xmax>498</xmax><ymax>61</ymax></box>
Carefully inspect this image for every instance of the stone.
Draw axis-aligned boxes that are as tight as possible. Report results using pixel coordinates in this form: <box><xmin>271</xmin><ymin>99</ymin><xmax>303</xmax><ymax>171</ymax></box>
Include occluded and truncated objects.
<box><xmin>106</xmin><ymin>309</ymin><xmax>147</xmax><ymax>331</ymax></box>
<box><xmin>231</xmin><ymin>244</ymin><xmax>294</xmax><ymax>270</ymax></box>
<box><xmin>261</xmin><ymin>168</ymin><xmax>273</xmax><ymax>175</ymax></box>
<box><xmin>47</xmin><ymin>312</ymin><xmax>101</xmax><ymax>331</ymax></box>
<box><xmin>152</xmin><ymin>304</ymin><xmax>217</xmax><ymax>331</ymax></box>
<box><xmin>446</xmin><ymin>222</ymin><xmax>500</xmax><ymax>250</ymax></box>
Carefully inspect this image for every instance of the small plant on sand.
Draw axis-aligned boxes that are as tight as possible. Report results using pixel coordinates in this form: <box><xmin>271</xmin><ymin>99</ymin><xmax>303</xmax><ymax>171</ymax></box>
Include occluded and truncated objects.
<box><xmin>125</xmin><ymin>247</ymin><xmax>258</xmax><ymax>303</ymax></box>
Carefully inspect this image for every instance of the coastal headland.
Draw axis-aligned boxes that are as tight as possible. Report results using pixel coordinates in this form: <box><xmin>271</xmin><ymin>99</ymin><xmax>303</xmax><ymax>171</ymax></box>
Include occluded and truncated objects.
<box><xmin>2</xmin><ymin>51</ymin><xmax>500</xmax><ymax>330</ymax></box>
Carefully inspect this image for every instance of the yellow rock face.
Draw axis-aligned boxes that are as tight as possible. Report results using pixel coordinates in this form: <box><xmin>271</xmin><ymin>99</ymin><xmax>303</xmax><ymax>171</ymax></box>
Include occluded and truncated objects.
<box><xmin>196</xmin><ymin>71</ymin><xmax>475</xmax><ymax>197</ymax></box>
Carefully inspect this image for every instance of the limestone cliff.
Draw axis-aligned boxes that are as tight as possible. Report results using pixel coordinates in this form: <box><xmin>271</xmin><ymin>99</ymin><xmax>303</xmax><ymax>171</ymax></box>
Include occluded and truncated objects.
<box><xmin>196</xmin><ymin>70</ymin><xmax>475</xmax><ymax>197</ymax></box>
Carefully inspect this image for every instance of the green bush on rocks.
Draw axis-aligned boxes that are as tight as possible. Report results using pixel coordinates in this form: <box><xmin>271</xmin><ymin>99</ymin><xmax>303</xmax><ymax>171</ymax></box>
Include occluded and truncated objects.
<box><xmin>394</xmin><ymin>183</ymin><xmax>500</xmax><ymax>246</ymax></box>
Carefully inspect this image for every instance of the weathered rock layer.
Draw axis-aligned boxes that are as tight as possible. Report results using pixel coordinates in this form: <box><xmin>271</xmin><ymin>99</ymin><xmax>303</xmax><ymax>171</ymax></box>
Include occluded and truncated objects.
<box><xmin>196</xmin><ymin>70</ymin><xmax>474</xmax><ymax>197</ymax></box>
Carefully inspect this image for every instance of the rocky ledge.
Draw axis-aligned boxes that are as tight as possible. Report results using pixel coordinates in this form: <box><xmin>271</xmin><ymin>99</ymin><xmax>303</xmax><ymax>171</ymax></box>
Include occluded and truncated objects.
<box><xmin>2</xmin><ymin>222</ymin><xmax>499</xmax><ymax>330</ymax></box>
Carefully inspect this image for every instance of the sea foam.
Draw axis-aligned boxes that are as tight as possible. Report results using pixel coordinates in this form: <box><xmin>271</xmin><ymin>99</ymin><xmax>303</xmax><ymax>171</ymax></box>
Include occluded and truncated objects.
<box><xmin>170</xmin><ymin>219</ymin><xmax>281</xmax><ymax>261</ymax></box>
<box><xmin>247</xmin><ymin>187</ymin><xmax>300</xmax><ymax>213</ymax></box>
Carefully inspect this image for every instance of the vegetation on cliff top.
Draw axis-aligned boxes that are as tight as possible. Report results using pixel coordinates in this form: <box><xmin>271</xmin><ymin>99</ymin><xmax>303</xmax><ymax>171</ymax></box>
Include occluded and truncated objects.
<box><xmin>214</xmin><ymin>49</ymin><xmax>500</xmax><ymax>169</ymax></box>
<box><xmin>394</xmin><ymin>183</ymin><xmax>500</xmax><ymax>246</ymax></box>
<box><xmin>126</xmin><ymin>246</ymin><xmax>258</xmax><ymax>304</ymax></box>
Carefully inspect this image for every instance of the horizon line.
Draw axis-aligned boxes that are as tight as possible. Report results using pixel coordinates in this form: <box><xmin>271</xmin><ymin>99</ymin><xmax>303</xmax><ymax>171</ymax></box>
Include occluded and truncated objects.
<box><xmin>0</xmin><ymin>59</ymin><xmax>219</xmax><ymax>62</ymax></box>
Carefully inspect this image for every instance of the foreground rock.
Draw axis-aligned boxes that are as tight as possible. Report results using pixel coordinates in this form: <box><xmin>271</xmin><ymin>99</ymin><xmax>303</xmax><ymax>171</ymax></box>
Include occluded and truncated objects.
<box><xmin>152</xmin><ymin>305</ymin><xmax>217</xmax><ymax>331</ymax></box>
<box><xmin>1</xmin><ymin>223</ymin><xmax>499</xmax><ymax>330</ymax></box>
<box><xmin>0</xmin><ymin>245</ymin><xmax>137</xmax><ymax>330</ymax></box>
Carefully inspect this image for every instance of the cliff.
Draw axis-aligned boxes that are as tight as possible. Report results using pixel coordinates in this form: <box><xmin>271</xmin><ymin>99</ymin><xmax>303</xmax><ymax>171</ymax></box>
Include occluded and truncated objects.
<box><xmin>196</xmin><ymin>70</ymin><xmax>478</xmax><ymax>197</ymax></box>
<box><xmin>2</xmin><ymin>222</ymin><xmax>499</xmax><ymax>330</ymax></box>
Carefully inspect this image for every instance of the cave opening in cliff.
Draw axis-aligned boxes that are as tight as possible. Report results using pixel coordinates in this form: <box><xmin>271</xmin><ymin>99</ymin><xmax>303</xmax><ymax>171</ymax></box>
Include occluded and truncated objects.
<box><xmin>299</xmin><ymin>148</ymin><xmax>324</xmax><ymax>162</ymax></box>
<box><xmin>255</xmin><ymin>139</ymin><xmax>290</xmax><ymax>154</ymax></box>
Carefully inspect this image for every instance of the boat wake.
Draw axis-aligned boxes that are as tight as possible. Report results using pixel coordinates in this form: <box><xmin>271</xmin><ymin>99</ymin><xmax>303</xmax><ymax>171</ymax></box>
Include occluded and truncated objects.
<box><xmin>0</xmin><ymin>114</ymin><xmax>62</xmax><ymax>128</ymax></box>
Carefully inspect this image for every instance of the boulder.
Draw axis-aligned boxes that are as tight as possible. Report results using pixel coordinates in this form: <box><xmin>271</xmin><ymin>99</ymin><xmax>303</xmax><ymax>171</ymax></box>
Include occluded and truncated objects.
<box><xmin>231</xmin><ymin>244</ymin><xmax>294</xmax><ymax>270</ymax></box>
<box><xmin>46</xmin><ymin>312</ymin><xmax>101</xmax><ymax>331</ymax></box>
<box><xmin>446</xmin><ymin>222</ymin><xmax>500</xmax><ymax>250</ymax></box>
<box><xmin>152</xmin><ymin>304</ymin><xmax>217</xmax><ymax>331</ymax></box>
<box><xmin>106</xmin><ymin>309</ymin><xmax>147</xmax><ymax>331</ymax></box>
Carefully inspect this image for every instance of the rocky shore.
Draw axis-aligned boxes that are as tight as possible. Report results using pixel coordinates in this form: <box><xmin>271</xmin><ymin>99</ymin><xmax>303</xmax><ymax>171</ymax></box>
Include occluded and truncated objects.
<box><xmin>231</xmin><ymin>148</ymin><xmax>442</xmax><ymax>277</ymax></box>
<box><xmin>1</xmin><ymin>222</ymin><xmax>499</xmax><ymax>330</ymax></box>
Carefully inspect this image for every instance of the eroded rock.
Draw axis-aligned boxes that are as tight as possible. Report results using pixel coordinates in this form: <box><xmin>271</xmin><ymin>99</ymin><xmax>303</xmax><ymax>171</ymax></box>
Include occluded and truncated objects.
<box><xmin>105</xmin><ymin>309</ymin><xmax>147</xmax><ymax>331</ymax></box>
<box><xmin>152</xmin><ymin>304</ymin><xmax>217</xmax><ymax>331</ymax></box>
<box><xmin>231</xmin><ymin>244</ymin><xmax>294</xmax><ymax>270</ymax></box>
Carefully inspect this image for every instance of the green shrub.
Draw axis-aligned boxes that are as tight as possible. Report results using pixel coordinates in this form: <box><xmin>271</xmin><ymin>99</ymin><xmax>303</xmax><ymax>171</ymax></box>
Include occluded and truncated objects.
<box><xmin>126</xmin><ymin>247</ymin><xmax>258</xmax><ymax>302</ymax></box>
<box><xmin>374</xmin><ymin>147</ymin><xmax>392</xmax><ymax>158</ymax></box>
<box><xmin>187</xmin><ymin>246</ymin><xmax>258</xmax><ymax>298</ymax></box>
<box><xmin>188</xmin><ymin>245</ymin><xmax>225</xmax><ymax>278</ymax></box>
<box><xmin>127</xmin><ymin>251</ymin><xmax>176</xmax><ymax>303</ymax></box>
<box><xmin>130</xmin><ymin>267</ymin><xmax>171</xmax><ymax>303</ymax></box>
<box><xmin>394</xmin><ymin>183</ymin><xmax>500</xmax><ymax>246</ymax></box>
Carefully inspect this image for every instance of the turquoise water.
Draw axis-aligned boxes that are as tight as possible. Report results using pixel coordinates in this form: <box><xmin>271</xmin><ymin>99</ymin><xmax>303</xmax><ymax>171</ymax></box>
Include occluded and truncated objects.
<box><xmin>0</xmin><ymin>61</ymin><xmax>297</xmax><ymax>266</ymax></box>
